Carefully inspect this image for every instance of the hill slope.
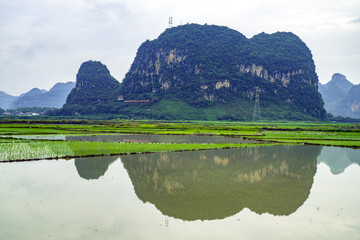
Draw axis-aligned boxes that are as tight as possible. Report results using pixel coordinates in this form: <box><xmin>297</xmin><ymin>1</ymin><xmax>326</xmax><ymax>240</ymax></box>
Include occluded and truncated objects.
<box><xmin>120</xmin><ymin>24</ymin><xmax>325</xmax><ymax>120</ymax></box>
<box><xmin>60</xmin><ymin>60</ymin><xmax>121</xmax><ymax>115</ymax></box>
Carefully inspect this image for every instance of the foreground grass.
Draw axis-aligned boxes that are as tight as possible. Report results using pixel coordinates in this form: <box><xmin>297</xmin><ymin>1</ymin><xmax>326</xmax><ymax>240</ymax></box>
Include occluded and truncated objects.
<box><xmin>0</xmin><ymin>140</ymin><xmax>276</xmax><ymax>161</ymax></box>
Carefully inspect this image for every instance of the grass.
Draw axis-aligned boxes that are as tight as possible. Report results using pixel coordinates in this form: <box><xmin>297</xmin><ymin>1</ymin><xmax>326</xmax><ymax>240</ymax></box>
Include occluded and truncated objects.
<box><xmin>249</xmin><ymin>129</ymin><xmax>360</xmax><ymax>148</ymax></box>
<box><xmin>0</xmin><ymin>120</ymin><xmax>359</xmax><ymax>161</ymax></box>
<box><xmin>0</xmin><ymin>140</ymin><xmax>276</xmax><ymax>161</ymax></box>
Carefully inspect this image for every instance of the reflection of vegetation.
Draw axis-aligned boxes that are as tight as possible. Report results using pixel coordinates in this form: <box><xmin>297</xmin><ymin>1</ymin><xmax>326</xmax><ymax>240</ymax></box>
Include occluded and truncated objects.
<box><xmin>121</xmin><ymin>146</ymin><xmax>321</xmax><ymax>220</ymax></box>
<box><xmin>74</xmin><ymin>156</ymin><xmax>118</xmax><ymax>180</ymax></box>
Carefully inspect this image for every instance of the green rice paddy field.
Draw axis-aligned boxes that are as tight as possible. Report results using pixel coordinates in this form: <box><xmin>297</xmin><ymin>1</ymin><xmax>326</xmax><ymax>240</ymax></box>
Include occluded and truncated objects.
<box><xmin>1</xmin><ymin>120</ymin><xmax>359</xmax><ymax>161</ymax></box>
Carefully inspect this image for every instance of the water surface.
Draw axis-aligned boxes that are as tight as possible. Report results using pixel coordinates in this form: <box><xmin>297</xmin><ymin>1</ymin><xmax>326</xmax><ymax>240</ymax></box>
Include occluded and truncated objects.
<box><xmin>1</xmin><ymin>146</ymin><xmax>359</xmax><ymax>239</ymax></box>
<box><xmin>7</xmin><ymin>134</ymin><xmax>253</xmax><ymax>143</ymax></box>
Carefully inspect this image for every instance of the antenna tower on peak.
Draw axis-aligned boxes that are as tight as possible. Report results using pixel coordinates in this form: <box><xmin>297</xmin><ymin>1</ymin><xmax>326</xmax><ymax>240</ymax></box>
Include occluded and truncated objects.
<box><xmin>169</xmin><ymin>17</ymin><xmax>173</xmax><ymax>28</ymax></box>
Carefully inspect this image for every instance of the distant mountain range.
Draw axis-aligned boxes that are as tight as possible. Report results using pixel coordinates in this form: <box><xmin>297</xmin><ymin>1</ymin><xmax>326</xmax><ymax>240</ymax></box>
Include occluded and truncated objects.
<box><xmin>318</xmin><ymin>73</ymin><xmax>360</xmax><ymax>118</ymax></box>
<box><xmin>0</xmin><ymin>82</ymin><xmax>75</xmax><ymax>110</ymax></box>
<box><xmin>0</xmin><ymin>91</ymin><xmax>15</xmax><ymax>110</ymax></box>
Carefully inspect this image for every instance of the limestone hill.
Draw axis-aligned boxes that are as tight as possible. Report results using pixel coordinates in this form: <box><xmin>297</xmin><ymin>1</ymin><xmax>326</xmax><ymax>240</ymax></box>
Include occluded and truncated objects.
<box><xmin>59</xmin><ymin>24</ymin><xmax>326</xmax><ymax>120</ymax></box>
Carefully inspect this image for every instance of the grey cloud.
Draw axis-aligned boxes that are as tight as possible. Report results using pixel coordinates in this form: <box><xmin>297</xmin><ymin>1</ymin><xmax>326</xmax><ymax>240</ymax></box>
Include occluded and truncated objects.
<box><xmin>1</xmin><ymin>0</ymin><xmax>360</xmax><ymax>94</ymax></box>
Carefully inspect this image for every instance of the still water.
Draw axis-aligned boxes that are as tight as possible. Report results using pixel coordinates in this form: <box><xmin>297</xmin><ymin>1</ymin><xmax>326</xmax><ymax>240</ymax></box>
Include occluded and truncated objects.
<box><xmin>10</xmin><ymin>134</ymin><xmax>254</xmax><ymax>143</ymax></box>
<box><xmin>1</xmin><ymin>146</ymin><xmax>359</xmax><ymax>239</ymax></box>
<box><xmin>66</xmin><ymin>134</ymin><xmax>254</xmax><ymax>143</ymax></box>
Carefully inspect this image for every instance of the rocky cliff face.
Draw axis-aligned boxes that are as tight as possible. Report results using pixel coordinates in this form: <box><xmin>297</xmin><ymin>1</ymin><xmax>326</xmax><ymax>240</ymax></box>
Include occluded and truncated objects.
<box><xmin>238</xmin><ymin>64</ymin><xmax>306</xmax><ymax>87</ymax></box>
<box><xmin>121</xmin><ymin>24</ymin><xmax>326</xmax><ymax>120</ymax></box>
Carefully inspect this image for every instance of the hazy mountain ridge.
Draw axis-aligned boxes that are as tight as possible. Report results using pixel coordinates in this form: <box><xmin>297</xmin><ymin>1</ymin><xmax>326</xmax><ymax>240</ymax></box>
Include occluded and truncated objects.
<box><xmin>0</xmin><ymin>91</ymin><xmax>16</xmax><ymax>110</ymax></box>
<box><xmin>318</xmin><ymin>73</ymin><xmax>360</xmax><ymax>118</ymax></box>
<box><xmin>0</xmin><ymin>82</ymin><xmax>75</xmax><ymax>110</ymax></box>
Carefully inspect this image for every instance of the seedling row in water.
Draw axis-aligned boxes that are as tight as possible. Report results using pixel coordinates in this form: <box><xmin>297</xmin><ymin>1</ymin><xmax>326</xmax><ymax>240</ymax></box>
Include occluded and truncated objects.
<box><xmin>0</xmin><ymin>140</ymin><xmax>275</xmax><ymax>161</ymax></box>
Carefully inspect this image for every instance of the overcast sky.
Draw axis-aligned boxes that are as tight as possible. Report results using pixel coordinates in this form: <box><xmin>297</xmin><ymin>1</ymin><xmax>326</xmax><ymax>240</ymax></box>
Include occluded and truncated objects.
<box><xmin>0</xmin><ymin>0</ymin><xmax>359</xmax><ymax>95</ymax></box>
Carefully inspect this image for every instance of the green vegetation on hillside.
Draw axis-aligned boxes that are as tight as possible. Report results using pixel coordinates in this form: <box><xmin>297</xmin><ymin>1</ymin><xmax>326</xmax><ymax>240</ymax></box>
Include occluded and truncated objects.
<box><xmin>55</xmin><ymin>24</ymin><xmax>326</xmax><ymax>121</ymax></box>
<box><xmin>121</xmin><ymin>23</ymin><xmax>325</xmax><ymax>120</ymax></box>
<box><xmin>59</xmin><ymin>60</ymin><xmax>121</xmax><ymax>115</ymax></box>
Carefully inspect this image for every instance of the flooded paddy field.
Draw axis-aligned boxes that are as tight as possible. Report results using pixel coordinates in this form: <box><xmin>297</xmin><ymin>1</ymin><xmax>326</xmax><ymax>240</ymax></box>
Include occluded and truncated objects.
<box><xmin>1</xmin><ymin>121</ymin><xmax>360</xmax><ymax>239</ymax></box>
<box><xmin>1</xmin><ymin>146</ymin><xmax>359</xmax><ymax>239</ymax></box>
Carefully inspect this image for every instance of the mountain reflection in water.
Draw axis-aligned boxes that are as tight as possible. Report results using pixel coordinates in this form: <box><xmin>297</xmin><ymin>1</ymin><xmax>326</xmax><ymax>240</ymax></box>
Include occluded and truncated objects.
<box><xmin>317</xmin><ymin>147</ymin><xmax>360</xmax><ymax>174</ymax></box>
<box><xmin>75</xmin><ymin>156</ymin><xmax>118</xmax><ymax>180</ymax></box>
<box><xmin>120</xmin><ymin>146</ymin><xmax>320</xmax><ymax>220</ymax></box>
<box><xmin>72</xmin><ymin>145</ymin><xmax>360</xmax><ymax>221</ymax></box>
